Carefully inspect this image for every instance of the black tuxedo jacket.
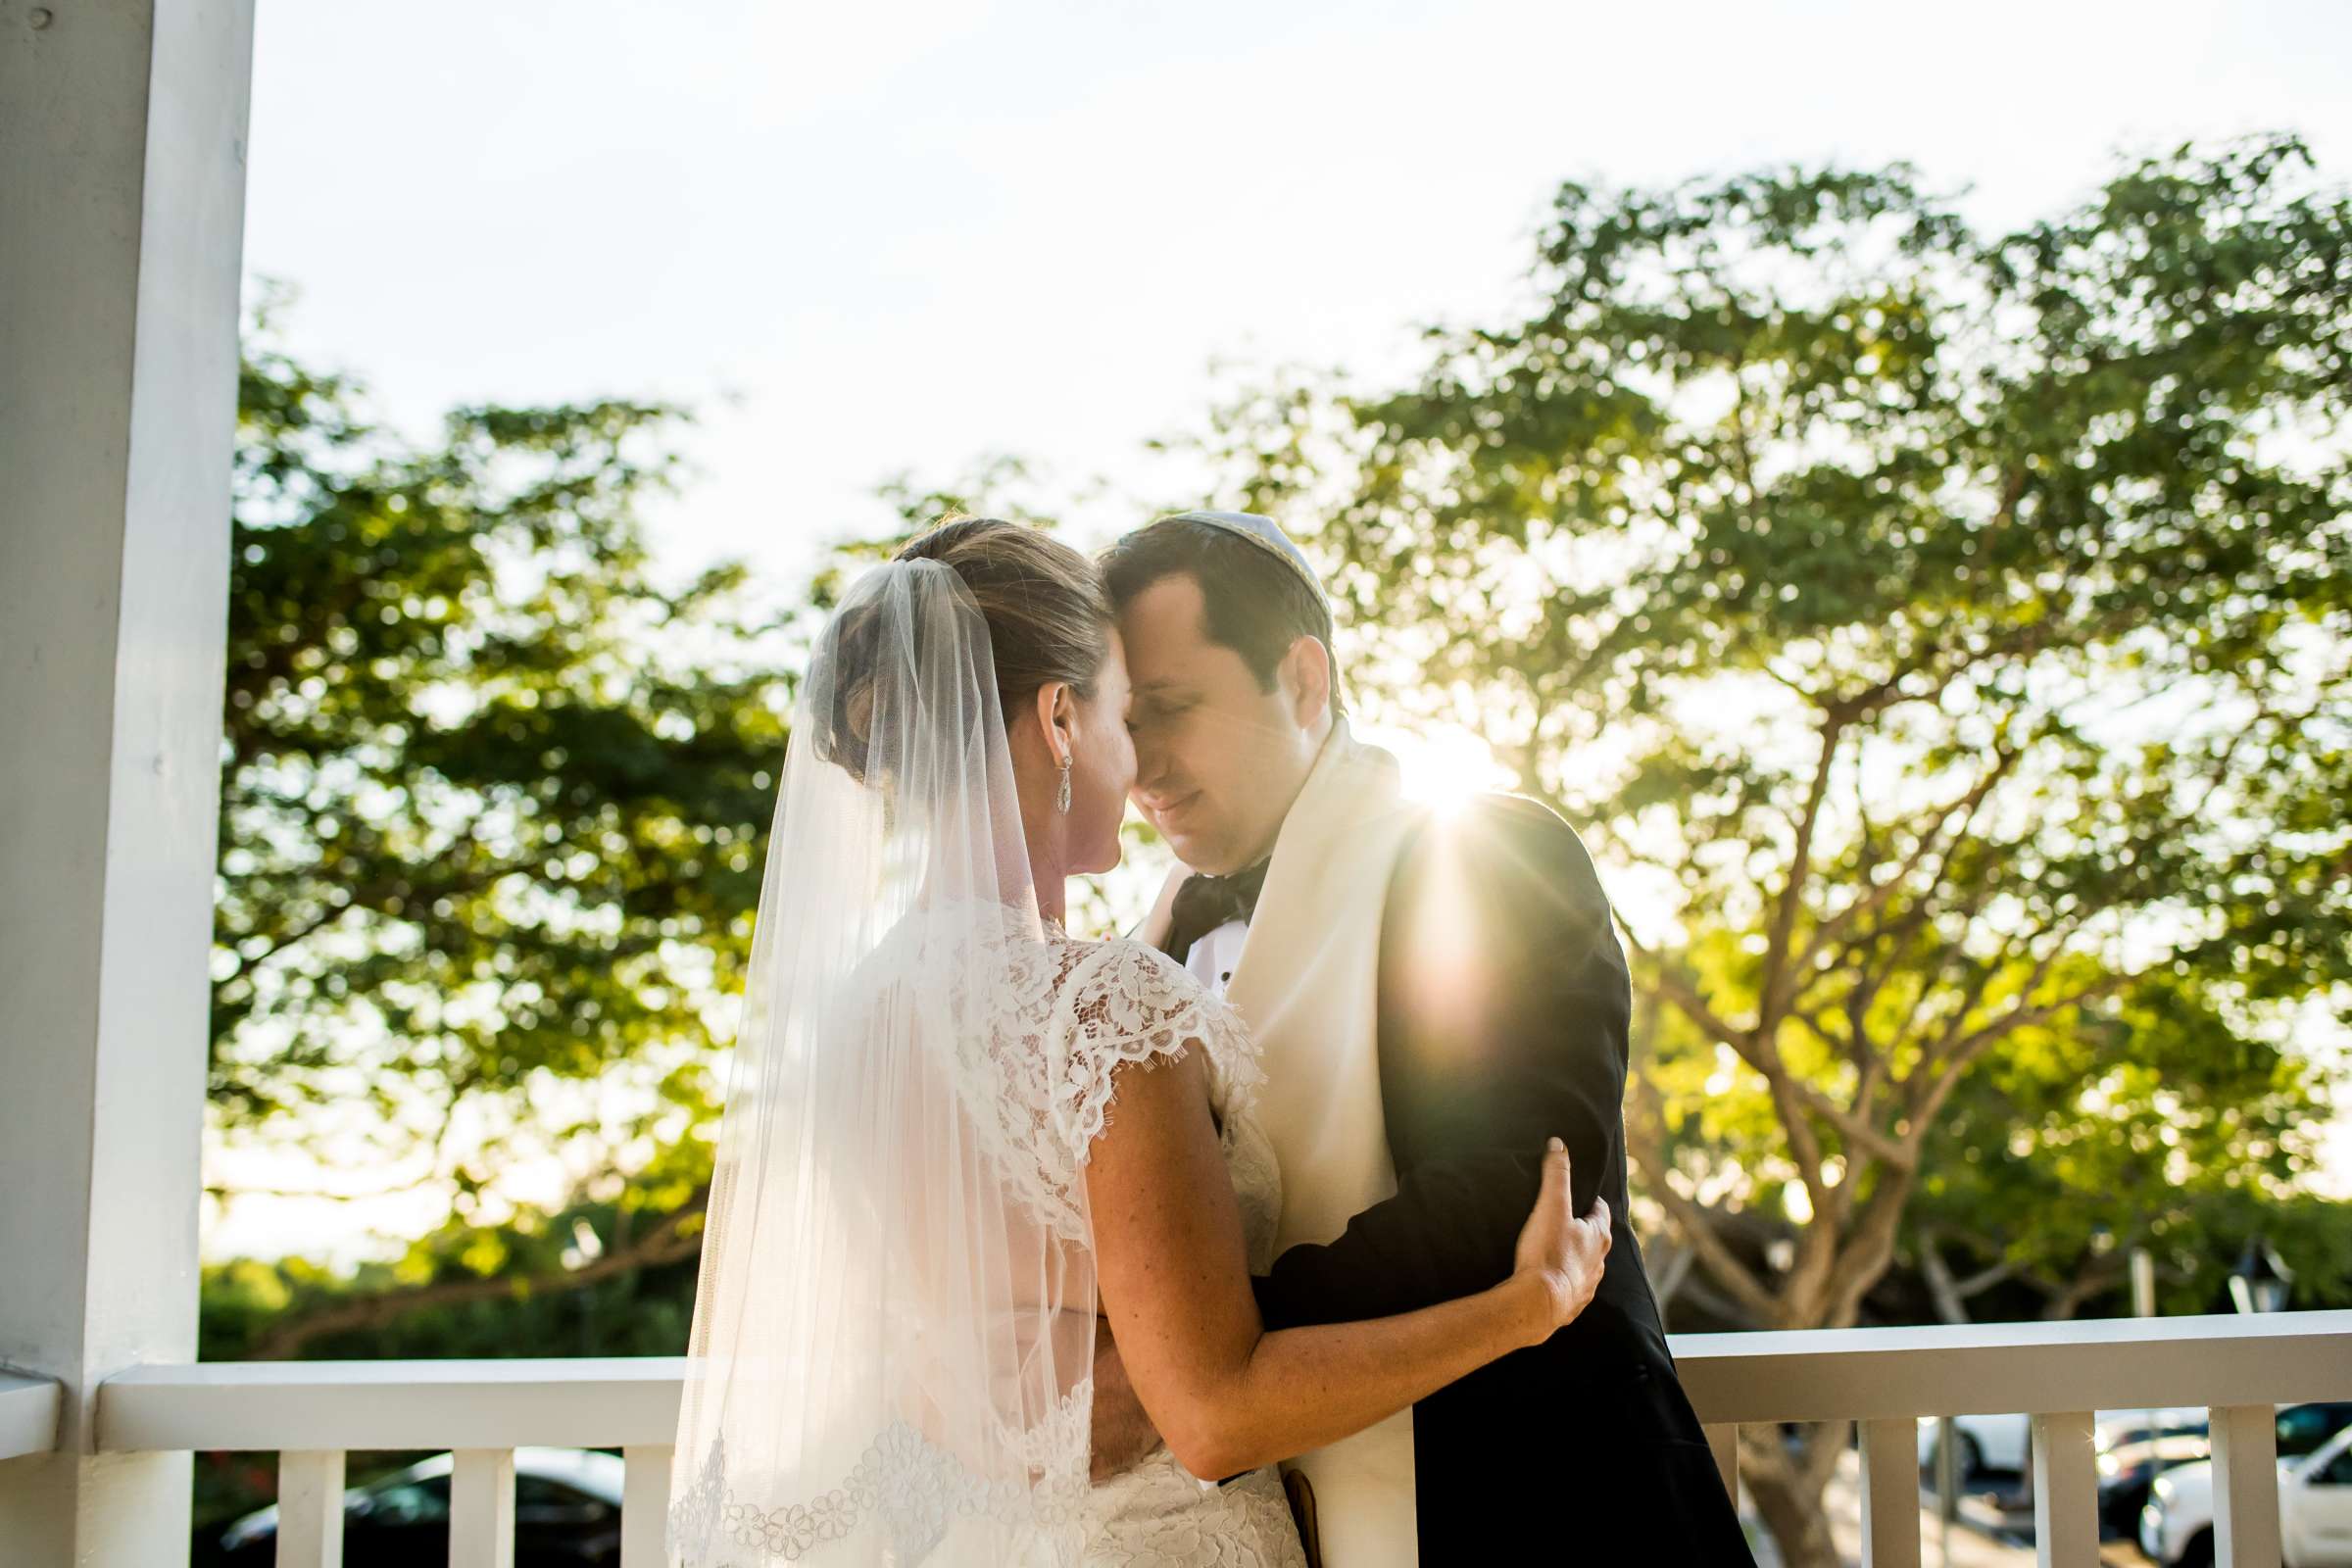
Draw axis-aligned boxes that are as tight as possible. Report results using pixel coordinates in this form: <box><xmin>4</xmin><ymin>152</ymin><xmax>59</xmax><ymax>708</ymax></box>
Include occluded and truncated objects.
<box><xmin>1248</xmin><ymin>794</ymin><xmax>1755</xmax><ymax>1564</ymax></box>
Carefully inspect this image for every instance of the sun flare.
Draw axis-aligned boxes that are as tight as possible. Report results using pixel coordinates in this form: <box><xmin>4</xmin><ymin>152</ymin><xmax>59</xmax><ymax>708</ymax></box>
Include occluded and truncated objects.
<box><xmin>1377</xmin><ymin>724</ymin><xmax>1515</xmax><ymax>818</ymax></box>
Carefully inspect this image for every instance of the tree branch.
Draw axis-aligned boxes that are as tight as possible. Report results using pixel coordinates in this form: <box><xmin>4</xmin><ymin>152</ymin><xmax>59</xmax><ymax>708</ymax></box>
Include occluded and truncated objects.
<box><xmin>1758</xmin><ymin>720</ymin><xmax>1845</xmax><ymax>1034</ymax></box>
<box><xmin>1789</xmin><ymin>1080</ymin><xmax>1916</xmax><ymax>1171</ymax></box>
<box><xmin>1906</xmin><ymin>965</ymin><xmax>2135</xmax><ymax>1139</ymax></box>
<box><xmin>245</xmin><ymin>1190</ymin><xmax>709</xmax><ymax>1360</ymax></box>
<box><xmin>1642</xmin><ymin>964</ymin><xmax>1754</xmax><ymax>1065</ymax></box>
<box><xmin>1626</xmin><ymin>1074</ymin><xmax>1785</xmax><ymax>1324</ymax></box>
<box><xmin>1794</xmin><ymin>748</ymin><xmax>2016</xmax><ymax>978</ymax></box>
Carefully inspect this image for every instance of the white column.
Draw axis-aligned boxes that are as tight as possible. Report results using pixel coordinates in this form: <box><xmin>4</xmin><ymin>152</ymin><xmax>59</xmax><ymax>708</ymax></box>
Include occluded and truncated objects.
<box><xmin>2210</xmin><ymin>1403</ymin><xmax>2283</xmax><ymax>1568</ymax></box>
<box><xmin>451</xmin><ymin>1448</ymin><xmax>517</xmax><ymax>1568</ymax></box>
<box><xmin>1857</xmin><ymin>1417</ymin><xmax>1921</xmax><ymax>1568</ymax></box>
<box><xmin>1702</xmin><ymin>1423</ymin><xmax>1739</xmax><ymax>1505</ymax></box>
<box><xmin>0</xmin><ymin>0</ymin><xmax>255</xmax><ymax>1563</ymax></box>
<box><xmin>275</xmin><ymin>1450</ymin><xmax>348</xmax><ymax>1568</ymax></box>
<box><xmin>620</xmin><ymin>1445</ymin><xmax>674</xmax><ymax>1567</ymax></box>
<box><xmin>2030</xmin><ymin>1410</ymin><xmax>2099</xmax><ymax>1568</ymax></box>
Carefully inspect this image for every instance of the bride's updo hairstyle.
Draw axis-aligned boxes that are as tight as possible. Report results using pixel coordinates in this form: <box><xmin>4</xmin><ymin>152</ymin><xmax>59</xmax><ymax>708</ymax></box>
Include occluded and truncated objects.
<box><xmin>814</xmin><ymin>515</ymin><xmax>1113</xmax><ymax>784</ymax></box>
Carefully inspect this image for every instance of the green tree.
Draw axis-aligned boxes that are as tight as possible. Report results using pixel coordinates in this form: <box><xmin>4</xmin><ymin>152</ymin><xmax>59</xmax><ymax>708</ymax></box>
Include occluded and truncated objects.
<box><xmin>1900</xmin><ymin>979</ymin><xmax>2352</xmax><ymax>1326</ymax></box>
<box><xmin>212</xmin><ymin>296</ymin><xmax>795</xmax><ymax>1320</ymax></box>
<box><xmin>1191</xmin><ymin>136</ymin><xmax>2351</xmax><ymax>1565</ymax></box>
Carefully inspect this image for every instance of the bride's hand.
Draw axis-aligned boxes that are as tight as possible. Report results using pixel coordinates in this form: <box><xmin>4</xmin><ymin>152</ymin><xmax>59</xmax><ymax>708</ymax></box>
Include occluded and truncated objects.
<box><xmin>1510</xmin><ymin>1137</ymin><xmax>1612</xmax><ymax>1342</ymax></box>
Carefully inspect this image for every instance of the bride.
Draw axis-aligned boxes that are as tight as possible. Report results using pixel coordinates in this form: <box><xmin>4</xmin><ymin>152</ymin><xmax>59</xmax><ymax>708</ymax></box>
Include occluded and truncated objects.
<box><xmin>665</xmin><ymin>517</ymin><xmax>1612</xmax><ymax>1566</ymax></box>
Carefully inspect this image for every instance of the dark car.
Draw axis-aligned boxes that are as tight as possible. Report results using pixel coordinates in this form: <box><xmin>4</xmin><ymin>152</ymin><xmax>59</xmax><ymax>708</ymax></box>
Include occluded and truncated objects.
<box><xmin>2275</xmin><ymin>1401</ymin><xmax>2352</xmax><ymax>1463</ymax></box>
<box><xmin>2096</xmin><ymin>1423</ymin><xmax>2212</xmax><ymax>1540</ymax></box>
<box><xmin>200</xmin><ymin>1446</ymin><xmax>626</xmax><ymax>1567</ymax></box>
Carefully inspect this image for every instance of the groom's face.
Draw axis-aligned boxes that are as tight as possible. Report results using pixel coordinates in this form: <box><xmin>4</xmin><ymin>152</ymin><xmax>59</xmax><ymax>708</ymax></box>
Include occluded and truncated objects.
<box><xmin>1118</xmin><ymin>572</ymin><xmax>1322</xmax><ymax>876</ymax></box>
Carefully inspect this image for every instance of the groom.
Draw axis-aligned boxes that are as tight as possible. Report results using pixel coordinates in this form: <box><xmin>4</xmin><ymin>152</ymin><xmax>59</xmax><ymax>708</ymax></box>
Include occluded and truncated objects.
<box><xmin>1090</xmin><ymin>513</ymin><xmax>1754</xmax><ymax>1565</ymax></box>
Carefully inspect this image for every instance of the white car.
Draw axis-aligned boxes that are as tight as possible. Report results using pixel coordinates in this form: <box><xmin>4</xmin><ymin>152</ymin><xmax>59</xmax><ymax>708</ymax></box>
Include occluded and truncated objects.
<box><xmin>1916</xmin><ymin>1407</ymin><xmax>2207</xmax><ymax>1479</ymax></box>
<box><xmin>1918</xmin><ymin>1413</ymin><xmax>2029</xmax><ymax>1476</ymax></box>
<box><xmin>2140</xmin><ymin>1408</ymin><xmax>2352</xmax><ymax>1567</ymax></box>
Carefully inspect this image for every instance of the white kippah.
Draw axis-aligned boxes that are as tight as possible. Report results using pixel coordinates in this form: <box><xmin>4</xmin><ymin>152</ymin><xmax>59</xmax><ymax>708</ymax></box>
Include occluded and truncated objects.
<box><xmin>1152</xmin><ymin>510</ymin><xmax>1330</xmax><ymax>611</ymax></box>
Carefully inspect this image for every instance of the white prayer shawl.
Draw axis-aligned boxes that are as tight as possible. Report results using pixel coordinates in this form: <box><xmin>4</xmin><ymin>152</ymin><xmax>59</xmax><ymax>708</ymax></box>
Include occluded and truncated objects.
<box><xmin>1210</xmin><ymin>720</ymin><xmax>1426</xmax><ymax>1568</ymax></box>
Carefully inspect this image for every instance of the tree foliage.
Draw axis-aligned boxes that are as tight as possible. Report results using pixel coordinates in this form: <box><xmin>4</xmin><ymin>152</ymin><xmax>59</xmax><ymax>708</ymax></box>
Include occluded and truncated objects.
<box><xmin>214</xmin><ymin>295</ymin><xmax>795</xmax><ymax>1277</ymax></box>
<box><xmin>1190</xmin><ymin>135</ymin><xmax>2351</xmax><ymax>1565</ymax></box>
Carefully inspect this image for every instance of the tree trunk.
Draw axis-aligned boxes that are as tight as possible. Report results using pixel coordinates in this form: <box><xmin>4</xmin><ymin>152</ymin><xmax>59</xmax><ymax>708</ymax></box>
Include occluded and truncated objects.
<box><xmin>1650</xmin><ymin>1239</ymin><xmax>1696</xmax><ymax>1316</ymax></box>
<box><xmin>1740</xmin><ymin>1422</ymin><xmax>1852</xmax><ymax>1568</ymax></box>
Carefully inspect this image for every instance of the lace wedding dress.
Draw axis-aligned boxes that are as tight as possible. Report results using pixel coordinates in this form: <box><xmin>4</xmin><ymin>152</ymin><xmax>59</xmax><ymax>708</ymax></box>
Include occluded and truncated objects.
<box><xmin>669</xmin><ymin>904</ymin><xmax>1306</xmax><ymax>1568</ymax></box>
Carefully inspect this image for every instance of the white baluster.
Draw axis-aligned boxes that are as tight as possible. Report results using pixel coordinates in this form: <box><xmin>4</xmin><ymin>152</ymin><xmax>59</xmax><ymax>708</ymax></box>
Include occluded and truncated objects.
<box><xmin>1703</xmin><ymin>1423</ymin><xmax>1739</xmax><ymax>1503</ymax></box>
<box><xmin>622</xmin><ymin>1445</ymin><xmax>675</xmax><ymax>1567</ymax></box>
<box><xmin>276</xmin><ymin>1449</ymin><xmax>346</xmax><ymax>1568</ymax></box>
<box><xmin>2031</xmin><ymin>1410</ymin><xmax>2098</xmax><ymax>1568</ymax></box>
<box><xmin>450</xmin><ymin>1447</ymin><xmax>516</xmax><ymax>1568</ymax></box>
<box><xmin>2211</xmin><ymin>1403</ymin><xmax>2283</xmax><ymax>1568</ymax></box>
<box><xmin>1858</xmin><ymin>1418</ymin><xmax>1921</xmax><ymax>1568</ymax></box>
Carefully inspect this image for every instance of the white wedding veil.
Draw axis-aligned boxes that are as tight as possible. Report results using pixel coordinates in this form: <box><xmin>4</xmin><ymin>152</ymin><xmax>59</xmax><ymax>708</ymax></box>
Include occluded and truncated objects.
<box><xmin>666</xmin><ymin>558</ymin><xmax>1094</xmax><ymax>1565</ymax></box>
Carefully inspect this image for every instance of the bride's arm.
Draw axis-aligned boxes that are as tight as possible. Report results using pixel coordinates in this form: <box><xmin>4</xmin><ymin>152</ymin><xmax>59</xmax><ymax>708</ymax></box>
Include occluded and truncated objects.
<box><xmin>1084</xmin><ymin>1044</ymin><xmax>1607</xmax><ymax>1482</ymax></box>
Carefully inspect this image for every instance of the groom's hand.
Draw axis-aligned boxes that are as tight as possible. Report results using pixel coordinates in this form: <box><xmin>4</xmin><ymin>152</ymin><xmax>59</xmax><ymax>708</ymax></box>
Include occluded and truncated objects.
<box><xmin>1090</xmin><ymin>1323</ymin><xmax>1165</xmax><ymax>1481</ymax></box>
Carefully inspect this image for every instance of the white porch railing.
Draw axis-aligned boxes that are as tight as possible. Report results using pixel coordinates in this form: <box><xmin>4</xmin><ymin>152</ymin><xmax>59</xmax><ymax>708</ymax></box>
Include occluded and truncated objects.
<box><xmin>1673</xmin><ymin>1309</ymin><xmax>2352</xmax><ymax>1567</ymax></box>
<box><xmin>72</xmin><ymin>1309</ymin><xmax>2352</xmax><ymax>1568</ymax></box>
<box><xmin>0</xmin><ymin>1370</ymin><xmax>62</xmax><ymax>1463</ymax></box>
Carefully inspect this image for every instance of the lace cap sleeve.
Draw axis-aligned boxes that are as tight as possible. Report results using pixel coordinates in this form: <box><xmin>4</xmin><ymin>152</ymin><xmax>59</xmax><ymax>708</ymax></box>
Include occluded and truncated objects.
<box><xmin>1053</xmin><ymin>939</ymin><xmax>1260</xmax><ymax>1155</ymax></box>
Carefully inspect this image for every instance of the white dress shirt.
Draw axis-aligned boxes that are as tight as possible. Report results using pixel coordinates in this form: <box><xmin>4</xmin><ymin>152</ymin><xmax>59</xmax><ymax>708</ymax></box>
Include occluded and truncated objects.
<box><xmin>1183</xmin><ymin>915</ymin><xmax>1250</xmax><ymax>1001</ymax></box>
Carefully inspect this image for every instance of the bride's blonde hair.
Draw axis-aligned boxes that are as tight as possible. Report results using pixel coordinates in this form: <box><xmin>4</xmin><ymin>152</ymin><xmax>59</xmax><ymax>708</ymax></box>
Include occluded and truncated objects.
<box><xmin>818</xmin><ymin>515</ymin><xmax>1112</xmax><ymax>783</ymax></box>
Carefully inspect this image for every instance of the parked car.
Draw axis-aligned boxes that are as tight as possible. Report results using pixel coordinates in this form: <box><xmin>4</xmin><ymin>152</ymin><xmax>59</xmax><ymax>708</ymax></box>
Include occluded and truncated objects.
<box><xmin>1918</xmin><ymin>1413</ymin><xmax>2027</xmax><ymax>1478</ymax></box>
<box><xmin>198</xmin><ymin>1446</ymin><xmax>625</xmax><ymax>1567</ymax></box>
<box><xmin>2138</xmin><ymin>1403</ymin><xmax>2352</xmax><ymax>1567</ymax></box>
<box><xmin>2097</xmin><ymin>1424</ymin><xmax>2214</xmax><ymax>1540</ymax></box>
<box><xmin>1917</xmin><ymin>1406</ymin><xmax>2208</xmax><ymax>1482</ymax></box>
<box><xmin>2097</xmin><ymin>1408</ymin><xmax>2215</xmax><ymax>1452</ymax></box>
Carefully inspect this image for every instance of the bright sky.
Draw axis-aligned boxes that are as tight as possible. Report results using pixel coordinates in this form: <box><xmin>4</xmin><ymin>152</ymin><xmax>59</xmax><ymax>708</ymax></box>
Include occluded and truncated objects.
<box><xmin>245</xmin><ymin>0</ymin><xmax>2352</xmax><ymax>579</ymax></box>
<box><xmin>211</xmin><ymin>0</ymin><xmax>2352</xmax><ymax>1263</ymax></box>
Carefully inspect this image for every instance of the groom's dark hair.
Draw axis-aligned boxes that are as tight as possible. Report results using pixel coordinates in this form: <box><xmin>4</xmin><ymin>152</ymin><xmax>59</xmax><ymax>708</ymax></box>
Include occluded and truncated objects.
<box><xmin>1101</xmin><ymin>517</ymin><xmax>1346</xmax><ymax>717</ymax></box>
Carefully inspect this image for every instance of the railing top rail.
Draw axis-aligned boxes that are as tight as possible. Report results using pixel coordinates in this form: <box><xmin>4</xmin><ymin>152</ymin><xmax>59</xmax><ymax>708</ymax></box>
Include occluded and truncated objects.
<box><xmin>103</xmin><ymin>1356</ymin><xmax>693</xmax><ymax>1391</ymax></box>
<box><xmin>1672</xmin><ymin>1309</ymin><xmax>2352</xmax><ymax>1425</ymax></box>
<box><xmin>1672</xmin><ymin>1307</ymin><xmax>2352</xmax><ymax>1359</ymax></box>
<box><xmin>0</xmin><ymin>1370</ymin><xmax>62</xmax><ymax>1461</ymax></box>
<box><xmin>90</xmin><ymin>1312</ymin><xmax>2352</xmax><ymax>1451</ymax></box>
<box><xmin>99</xmin><ymin>1357</ymin><xmax>693</xmax><ymax>1453</ymax></box>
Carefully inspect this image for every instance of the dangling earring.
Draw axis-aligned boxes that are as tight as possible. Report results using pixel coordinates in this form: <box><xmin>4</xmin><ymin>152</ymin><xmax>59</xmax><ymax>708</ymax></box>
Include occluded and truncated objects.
<box><xmin>1056</xmin><ymin>755</ymin><xmax>1073</xmax><ymax>814</ymax></box>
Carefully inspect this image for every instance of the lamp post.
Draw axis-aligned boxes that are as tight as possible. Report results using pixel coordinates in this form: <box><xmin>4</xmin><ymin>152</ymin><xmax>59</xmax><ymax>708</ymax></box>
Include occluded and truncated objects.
<box><xmin>2132</xmin><ymin>1245</ymin><xmax>2159</xmax><ymax>1478</ymax></box>
<box><xmin>2229</xmin><ymin>1235</ymin><xmax>2294</xmax><ymax>1315</ymax></box>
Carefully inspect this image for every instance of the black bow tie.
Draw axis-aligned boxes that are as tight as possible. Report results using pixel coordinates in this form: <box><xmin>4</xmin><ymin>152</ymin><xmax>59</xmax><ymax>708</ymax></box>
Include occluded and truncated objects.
<box><xmin>1159</xmin><ymin>858</ymin><xmax>1271</xmax><ymax>966</ymax></box>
